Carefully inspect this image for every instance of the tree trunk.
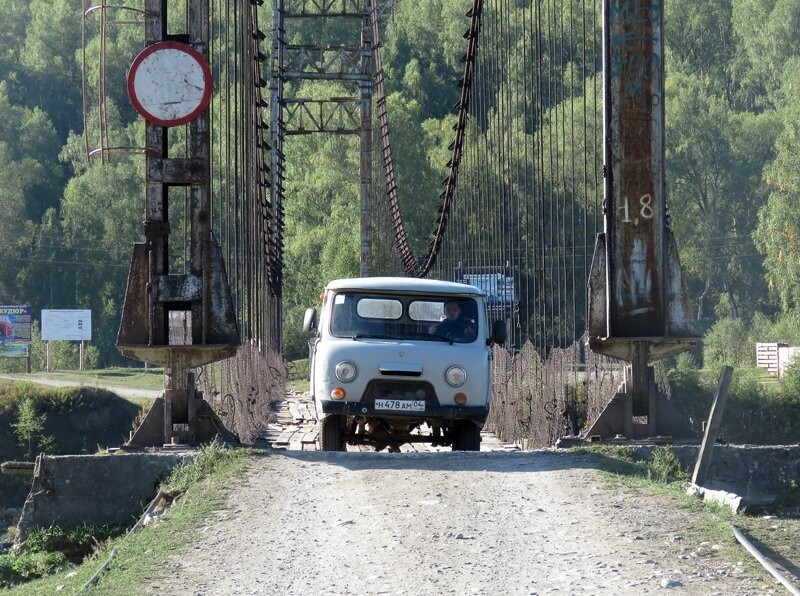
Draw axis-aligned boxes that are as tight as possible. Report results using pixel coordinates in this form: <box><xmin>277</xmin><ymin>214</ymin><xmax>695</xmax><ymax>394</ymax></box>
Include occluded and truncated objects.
<box><xmin>724</xmin><ymin>283</ymin><xmax>739</xmax><ymax>319</ymax></box>
<box><xmin>697</xmin><ymin>278</ymin><xmax>711</xmax><ymax>320</ymax></box>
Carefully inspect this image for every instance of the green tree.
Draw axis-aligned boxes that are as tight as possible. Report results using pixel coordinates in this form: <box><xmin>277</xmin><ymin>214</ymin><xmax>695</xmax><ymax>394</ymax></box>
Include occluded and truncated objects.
<box><xmin>753</xmin><ymin>59</ymin><xmax>800</xmax><ymax>309</ymax></box>
<box><xmin>57</xmin><ymin>154</ymin><xmax>143</xmax><ymax>365</ymax></box>
<box><xmin>665</xmin><ymin>0</ymin><xmax>735</xmax><ymax>102</ymax></box>
<box><xmin>20</xmin><ymin>0</ymin><xmax>83</xmax><ymax>136</ymax></box>
<box><xmin>733</xmin><ymin>0</ymin><xmax>800</xmax><ymax>108</ymax></box>
<box><xmin>12</xmin><ymin>392</ymin><xmax>54</xmax><ymax>458</ymax></box>
<box><xmin>665</xmin><ymin>73</ymin><xmax>779</xmax><ymax>321</ymax></box>
<box><xmin>703</xmin><ymin>316</ymin><xmax>753</xmax><ymax>369</ymax></box>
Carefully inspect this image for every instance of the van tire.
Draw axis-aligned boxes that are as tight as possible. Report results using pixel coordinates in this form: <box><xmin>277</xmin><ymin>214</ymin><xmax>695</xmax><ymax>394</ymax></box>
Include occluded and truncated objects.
<box><xmin>453</xmin><ymin>421</ymin><xmax>481</xmax><ymax>451</ymax></box>
<box><xmin>320</xmin><ymin>415</ymin><xmax>345</xmax><ymax>451</ymax></box>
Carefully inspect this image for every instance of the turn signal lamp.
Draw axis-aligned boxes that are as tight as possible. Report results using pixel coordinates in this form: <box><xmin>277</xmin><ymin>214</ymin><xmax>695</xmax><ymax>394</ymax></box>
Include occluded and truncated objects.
<box><xmin>454</xmin><ymin>392</ymin><xmax>467</xmax><ymax>405</ymax></box>
<box><xmin>331</xmin><ymin>387</ymin><xmax>346</xmax><ymax>400</ymax></box>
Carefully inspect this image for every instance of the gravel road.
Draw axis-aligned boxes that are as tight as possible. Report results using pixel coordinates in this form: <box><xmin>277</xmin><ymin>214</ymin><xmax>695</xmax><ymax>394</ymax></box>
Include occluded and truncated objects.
<box><xmin>146</xmin><ymin>449</ymin><xmax>779</xmax><ymax>595</ymax></box>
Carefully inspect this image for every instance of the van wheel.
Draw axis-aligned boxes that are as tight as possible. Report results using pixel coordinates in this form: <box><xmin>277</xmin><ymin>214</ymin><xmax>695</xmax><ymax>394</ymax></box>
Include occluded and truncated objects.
<box><xmin>452</xmin><ymin>421</ymin><xmax>481</xmax><ymax>451</ymax></box>
<box><xmin>320</xmin><ymin>415</ymin><xmax>346</xmax><ymax>451</ymax></box>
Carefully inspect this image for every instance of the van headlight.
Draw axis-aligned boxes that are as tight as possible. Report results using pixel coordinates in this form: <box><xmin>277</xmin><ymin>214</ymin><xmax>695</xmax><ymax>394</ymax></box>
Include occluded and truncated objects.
<box><xmin>335</xmin><ymin>361</ymin><xmax>357</xmax><ymax>382</ymax></box>
<box><xmin>445</xmin><ymin>366</ymin><xmax>467</xmax><ymax>387</ymax></box>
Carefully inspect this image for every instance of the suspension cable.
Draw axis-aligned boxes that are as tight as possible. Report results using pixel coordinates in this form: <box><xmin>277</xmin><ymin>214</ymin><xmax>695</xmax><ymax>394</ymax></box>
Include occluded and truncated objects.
<box><xmin>372</xmin><ymin>0</ymin><xmax>483</xmax><ymax>277</ymax></box>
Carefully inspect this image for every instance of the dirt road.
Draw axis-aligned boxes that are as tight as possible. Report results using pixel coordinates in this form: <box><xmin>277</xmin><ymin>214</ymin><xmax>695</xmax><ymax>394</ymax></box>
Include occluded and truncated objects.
<box><xmin>146</xmin><ymin>450</ymin><xmax>777</xmax><ymax>595</ymax></box>
<box><xmin>0</xmin><ymin>373</ymin><xmax>161</xmax><ymax>399</ymax></box>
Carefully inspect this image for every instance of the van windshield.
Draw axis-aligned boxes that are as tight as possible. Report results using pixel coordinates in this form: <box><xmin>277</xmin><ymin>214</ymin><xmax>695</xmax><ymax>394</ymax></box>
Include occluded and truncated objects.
<box><xmin>329</xmin><ymin>292</ymin><xmax>479</xmax><ymax>343</ymax></box>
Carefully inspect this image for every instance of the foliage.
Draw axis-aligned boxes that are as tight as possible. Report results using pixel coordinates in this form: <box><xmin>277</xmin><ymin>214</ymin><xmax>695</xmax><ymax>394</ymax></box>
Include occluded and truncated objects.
<box><xmin>668</xmin><ymin>358</ymin><xmax>800</xmax><ymax>444</ymax></box>
<box><xmin>159</xmin><ymin>443</ymin><xmax>253</xmax><ymax>497</ymax></box>
<box><xmin>24</xmin><ymin>524</ymin><xmax>125</xmax><ymax>563</ymax></box>
<box><xmin>0</xmin><ymin>523</ymin><xmax>124</xmax><ymax>589</ymax></box>
<box><xmin>0</xmin><ymin>550</ymin><xmax>67</xmax><ymax>589</ymax></box>
<box><xmin>646</xmin><ymin>448</ymin><xmax>688</xmax><ymax>484</ymax></box>
<box><xmin>702</xmin><ymin>317</ymin><xmax>753</xmax><ymax>369</ymax></box>
<box><xmin>0</xmin><ymin>0</ymin><xmax>798</xmax><ymax>367</ymax></box>
<box><xmin>0</xmin><ymin>382</ymin><xmax>142</xmax><ymax>460</ymax></box>
<box><xmin>9</xmin><ymin>382</ymin><xmax>55</xmax><ymax>458</ymax></box>
<box><xmin>1</xmin><ymin>445</ymin><xmax>253</xmax><ymax>594</ymax></box>
<box><xmin>778</xmin><ymin>360</ymin><xmax>800</xmax><ymax>399</ymax></box>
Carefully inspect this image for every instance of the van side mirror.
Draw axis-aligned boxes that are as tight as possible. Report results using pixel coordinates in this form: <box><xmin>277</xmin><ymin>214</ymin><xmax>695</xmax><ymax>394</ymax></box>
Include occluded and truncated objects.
<box><xmin>302</xmin><ymin>308</ymin><xmax>317</xmax><ymax>332</ymax></box>
<box><xmin>491</xmin><ymin>320</ymin><xmax>507</xmax><ymax>345</ymax></box>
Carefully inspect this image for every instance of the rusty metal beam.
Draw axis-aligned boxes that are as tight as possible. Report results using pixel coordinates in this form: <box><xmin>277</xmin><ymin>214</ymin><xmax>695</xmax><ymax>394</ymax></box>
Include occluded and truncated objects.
<box><xmin>584</xmin><ymin>0</ymin><xmax>698</xmax><ymax>441</ymax></box>
<box><xmin>283</xmin><ymin>98</ymin><xmax>363</xmax><ymax>134</ymax></box>
<box><xmin>118</xmin><ymin>0</ymin><xmax>239</xmax><ymax>448</ymax></box>
<box><xmin>282</xmin><ymin>0</ymin><xmax>368</xmax><ymax>18</ymax></box>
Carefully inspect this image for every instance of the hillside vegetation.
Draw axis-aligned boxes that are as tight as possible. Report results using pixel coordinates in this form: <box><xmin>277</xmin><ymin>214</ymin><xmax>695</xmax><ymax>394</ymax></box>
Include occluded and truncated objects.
<box><xmin>0</xmin><ymin>0</ymin><xmax>799</xmax><ymax>370</ymax></box>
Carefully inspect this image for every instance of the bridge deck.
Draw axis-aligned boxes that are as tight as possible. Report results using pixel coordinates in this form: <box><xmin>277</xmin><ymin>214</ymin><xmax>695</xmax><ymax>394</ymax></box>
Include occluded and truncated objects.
<box><xmin>262</xmin><ymin>391</ymin><xmax>519</xmax><ymax>452</ymax></box>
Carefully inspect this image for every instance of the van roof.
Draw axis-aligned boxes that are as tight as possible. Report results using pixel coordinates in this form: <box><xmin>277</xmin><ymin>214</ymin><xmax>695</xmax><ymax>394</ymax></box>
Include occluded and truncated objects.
<box><xmin>325</xmin><ymin>276</ymin><xmax>485</xmax><ymax>297</ymax></box>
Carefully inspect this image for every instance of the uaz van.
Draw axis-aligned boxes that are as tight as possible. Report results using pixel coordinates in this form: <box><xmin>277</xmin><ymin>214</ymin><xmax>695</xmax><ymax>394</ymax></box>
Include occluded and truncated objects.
<box><xmin>303</xmin><ymin>277</ymin><xmax>506</xmax><ymax>451</ymax></box>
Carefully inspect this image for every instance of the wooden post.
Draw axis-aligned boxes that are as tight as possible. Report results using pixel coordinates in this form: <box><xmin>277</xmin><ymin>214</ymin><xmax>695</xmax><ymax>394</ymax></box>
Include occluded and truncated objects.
<box><xmin>79</xmin><ymin>341</ymin><xmax>85</xmax><ymax>371</ymax></box>
<box><xmin>46</xmin><ymin>341</ymin><xmax>52</xmax><ymax>372</ymax></box>
<box><xmin>691</xmin><ymin>365</ymin><xmax>734</xmax><ymax>486</ymax></box>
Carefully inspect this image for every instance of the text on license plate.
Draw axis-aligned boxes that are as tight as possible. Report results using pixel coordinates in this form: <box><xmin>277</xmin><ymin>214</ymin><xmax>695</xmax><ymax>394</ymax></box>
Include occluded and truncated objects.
<box><xmin>374</xmin><ymin>398</ymin><xmax>426</xmax><ymax>412</ymax></box>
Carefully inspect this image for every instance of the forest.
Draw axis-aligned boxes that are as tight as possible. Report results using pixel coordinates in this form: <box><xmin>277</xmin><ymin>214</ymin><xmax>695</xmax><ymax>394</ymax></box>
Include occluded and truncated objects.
<box><xmin>1</xmin><ymin>0</ymin><xmax>800</xmax><ymax>371</ymax></box>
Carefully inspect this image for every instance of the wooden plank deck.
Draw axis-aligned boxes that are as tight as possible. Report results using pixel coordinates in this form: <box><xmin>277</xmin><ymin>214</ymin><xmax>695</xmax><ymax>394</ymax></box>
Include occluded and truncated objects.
<box><xmin>265</xmin><ymin>392</ymin><xmax>520</xmax><ymax>452</ymax></box>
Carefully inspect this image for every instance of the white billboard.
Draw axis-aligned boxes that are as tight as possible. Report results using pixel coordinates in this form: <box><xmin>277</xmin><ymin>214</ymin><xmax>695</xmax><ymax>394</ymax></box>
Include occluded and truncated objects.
<box><xmin>41</xmin><ymin>310</ymin><xmax>92</xmax><ymax>341</ymax></box>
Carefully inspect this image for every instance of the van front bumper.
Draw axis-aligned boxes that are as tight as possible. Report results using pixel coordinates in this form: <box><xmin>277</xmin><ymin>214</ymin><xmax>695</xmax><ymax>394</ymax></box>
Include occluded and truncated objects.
<box><xmin>319</xmin><ymin>399</ymin><xmax>489</xmax><ymax>422</ymax></box>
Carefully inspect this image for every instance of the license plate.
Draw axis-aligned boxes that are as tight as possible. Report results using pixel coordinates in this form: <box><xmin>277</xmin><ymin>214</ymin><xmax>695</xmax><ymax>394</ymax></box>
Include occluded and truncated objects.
<box><xmin>374</xmin><ymin>398</ymin><xmax>426</xmax><ymax>412</ymax></box>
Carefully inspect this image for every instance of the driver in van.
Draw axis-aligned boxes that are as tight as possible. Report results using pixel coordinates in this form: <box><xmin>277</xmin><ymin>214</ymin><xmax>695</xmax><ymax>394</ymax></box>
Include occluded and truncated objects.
<box><xmin>428</xmin><ymin>300</ymin><xmax>476</xmax><ymax>341</ymax></box>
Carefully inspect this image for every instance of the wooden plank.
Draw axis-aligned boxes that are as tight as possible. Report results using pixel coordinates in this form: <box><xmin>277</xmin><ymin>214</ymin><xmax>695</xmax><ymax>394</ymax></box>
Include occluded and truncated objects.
<box><xmin>300</xmin><ymin>429</ymin><xmax>318</xmax><ymax>444</ymax></box>
<box><xmin>288</xmin><ymin>403</ymin><xmax>303</xmax><ymax>421</ymax></box>
<box><xmin>273</xmin><ymin>426</ymin><xmax>299</xmax><ymax>446</ymax></box>
<box><xmin>299</xmin><ymin>404</ymin><xmax>315</xmax><ymax>421</ymax></box>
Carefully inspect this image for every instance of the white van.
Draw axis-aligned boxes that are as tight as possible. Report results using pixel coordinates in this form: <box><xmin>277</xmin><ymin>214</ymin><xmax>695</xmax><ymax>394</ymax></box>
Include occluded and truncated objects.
<box><xmin>303</xmin><ymin>277</ymin><xmax>506</xmax><ymax>451</ymax></box>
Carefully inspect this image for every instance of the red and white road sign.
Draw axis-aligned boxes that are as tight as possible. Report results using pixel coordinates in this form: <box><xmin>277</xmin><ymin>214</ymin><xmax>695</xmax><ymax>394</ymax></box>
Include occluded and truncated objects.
<box><xmin>127</xmin><ymin>41</ymin><xmax>212</xmax><ymax>127</ymax></box>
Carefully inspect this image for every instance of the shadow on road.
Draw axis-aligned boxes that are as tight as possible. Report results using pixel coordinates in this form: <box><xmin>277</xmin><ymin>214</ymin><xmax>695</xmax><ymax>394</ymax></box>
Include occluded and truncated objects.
<box><xmin>254</xmin><ymin>447</ymin><xmax>643</xmax><ymax>475</ymax></box>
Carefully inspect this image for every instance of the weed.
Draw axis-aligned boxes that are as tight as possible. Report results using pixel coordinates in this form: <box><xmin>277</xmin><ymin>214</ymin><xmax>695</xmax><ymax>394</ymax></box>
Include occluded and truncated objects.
<box><xmin>0</xmin><ymin>551</ymin><xmax>68</xmax><ymax>588</ymax></box>
<box><xmin>646</xmin><ymin>447</ymin><xmax>688</xmax><ymax>484</ymax></box>
<box><xmin>24</xmin><ymin>524</ymin><xmax>125</xmax><ymax>564</ymax></box>
<box><xmin>572</xmin><ymin>444</ymin><xmax>638</xmax><ymax>462</ymax></box>
<box><xmin>160</xmin><ymin>443</ymin><xmax>253</xmax><ymax>496</ymax></box>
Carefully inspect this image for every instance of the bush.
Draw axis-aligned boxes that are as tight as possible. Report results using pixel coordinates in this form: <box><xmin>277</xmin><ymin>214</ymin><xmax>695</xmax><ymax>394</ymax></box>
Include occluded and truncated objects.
<box><xmin>160</xmin><ymin>443</ymin><xmax>251</xmax><ymax>496</ymax></box>
<box><xmin>0</xmin><ymin>551</ymin><xmax>67</xmax><ymax>588</ymax></box>
<box><xmin>667</xmin><ymin>354</ymin><xmax>712</xmax><ymax>433</ymax></box>
<box><xmin>25</xmin><ymin>524</ymin><xmax>124</xmax><ymax>564</ymax></box>
<box><xmin>703</xmin><ymin>317</ymin><xmax>752</xmax><ymax>369</ymax></box>
<box><xmin>779</xmin><ymin>360</ymin><xmax>800</xmax><ymax>400</ymax></box>
<box><xmin>646</xmin><ymin>447</ymin><xmax>687</xmax><ymax>483</ymax></box>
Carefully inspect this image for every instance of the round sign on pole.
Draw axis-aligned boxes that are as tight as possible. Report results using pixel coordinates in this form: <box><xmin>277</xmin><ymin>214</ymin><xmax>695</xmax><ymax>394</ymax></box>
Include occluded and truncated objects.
<box><xmin>127</xmin><ymin>41</ymin><xmax>213</xmax><ymax>127</ymax></box>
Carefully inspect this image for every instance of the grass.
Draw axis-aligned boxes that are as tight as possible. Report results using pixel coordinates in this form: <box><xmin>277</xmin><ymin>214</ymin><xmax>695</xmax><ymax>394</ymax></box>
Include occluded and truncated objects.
<box><xmin>2</xmin><ymin>444</ymin><xmax>255</xmax><ymax>595</ymax></box>
<box><xmin>0</xmin><ymin>368</ymin><xmax>165</xmax><ymax>392</ymax></box>
<box><xmin>285</xmin><ymin>359</ymin><xmax>309</xmax><ymax>393</ymax></box>
<box><xmin>575</xmin><ymin>446</ymin><xmax>800</xmax><ymax>585</ymax></box>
